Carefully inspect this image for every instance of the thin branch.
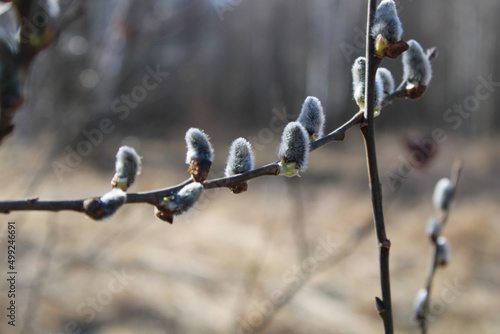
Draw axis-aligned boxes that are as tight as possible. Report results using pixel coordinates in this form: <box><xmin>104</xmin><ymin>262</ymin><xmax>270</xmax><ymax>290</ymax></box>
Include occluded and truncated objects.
<box><xmin>360</xmin><ymin>1</ymin><xmax>393</xmax><ymax>333</ymax></box>
<box><xmin>0</xmin><ymin>109</ymin><xmax>365</xmax><ymax>214</ymax></box>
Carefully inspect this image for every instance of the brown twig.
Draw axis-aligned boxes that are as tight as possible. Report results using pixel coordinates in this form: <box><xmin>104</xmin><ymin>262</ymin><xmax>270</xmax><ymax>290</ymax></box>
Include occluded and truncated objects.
<box><xmin>360</xmin><ymin>0</ymin><xmax>393</xmax><ymax>333</ymax></box>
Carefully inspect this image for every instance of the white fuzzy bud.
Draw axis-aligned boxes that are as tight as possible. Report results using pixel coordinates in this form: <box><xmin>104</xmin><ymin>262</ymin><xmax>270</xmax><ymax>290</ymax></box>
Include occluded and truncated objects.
<box><xmin>432</xmin><ymin>177</ymin><xmax>455</xmax><ymax>212</ymax></box>
<box><xmin>352</xmin><ymin>57</ymin><xmax>383</xmax><ymax>115</ymax></box>
<box><xmin>112</xmin><ymin>146</ymin><xmax>142</xmax><ymax>191</ymax></box>
<box><xmin>156</xmin><ymin>183</ymin><xmax>204</xmax><ymax>224</ymax></box>
<box><xmin>297</xmin><ymin>96</ymin><xmax>325</xmax><ymax>142</ymax></box>
<box><xmin>413</xmin><ymin>288</ymin><xmax>429</xmax><ymax>319</ymax></box>
<box><xmin>225</xmin><ymin>138</ymin><xmax>255</xmax><ymax>177</ymax></box>
<box><xmin>376</xmin><ymin>67</ymin><xmax>395</xmax><ymax>97</ymax></box>
<box><xmin>185</xmin><ymin>128</ymin><xmax>214</xmax><ymax>164</ymax></box>
<box><xmin>278</xmin><ymin>122</ymin><xmax>310</xmax><ymax>177</ymax></box>
<box><xmin>403</xmin><ymin>39</ymin><xmax>432</xmax><ymax>89</ymax></box>
<box><xmin>426</xmin><ymin>216</ymin><xmax>442</xmax><ymax>243</ymax></box>
<box><xmin>436</xmin><ymin>236</ymin><xmax>450</xmax><ymax>266</ymax></box>
<box><xmin>371</xmin><ymin>0</ymin><xmax>403</xmax><ymax>44</ymax></box>
<box><xmin>352</xmin><ymin>57</ymin><xmax>366</xmax><ymax>108</ymax></box>
<box><xmin>185</xmin><ymin>128</ymin><xmax>214</xmax><ymax>182</ymax></box>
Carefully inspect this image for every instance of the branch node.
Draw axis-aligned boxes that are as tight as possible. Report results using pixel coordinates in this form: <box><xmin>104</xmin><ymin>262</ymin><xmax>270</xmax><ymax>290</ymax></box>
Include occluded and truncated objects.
<box><xmin>27</xmin><ymin>197</ymin><xmax>39</xmax><ymax>205</ymax></box>
<box><xmin>380</xmin><ymin>239</ymin><xmax>391</xmax><ymax>249</ymax></box>
<box><xmin>375</xmin><ymin>296</ymin><xmax>385</xmax><ymax>314</ymax></box>
<box><xmin>83</xmin><ymin>198</ymin><xmax>104</xmax><ymax>218</ymax></box>
<box><xmin>229</xmin><ymin>182</ymin><xmax>248</xmax><ymax>194</ymax></box>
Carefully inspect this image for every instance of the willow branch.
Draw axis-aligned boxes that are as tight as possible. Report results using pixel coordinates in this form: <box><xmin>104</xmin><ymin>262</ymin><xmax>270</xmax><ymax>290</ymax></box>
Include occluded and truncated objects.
<box><xmin>360</xmin><ymin>1</ymin><xmax>393</xmax><ymax>333</ymax></box>
<box><xmin>0</xmin><ymin>34</ymin><xmax>434</xmax><ymax>213</ymax></box>
<box><xmin>0</xmin><ymin>109</ymin><xmax>364</xmax><ymax>214</ymax></box>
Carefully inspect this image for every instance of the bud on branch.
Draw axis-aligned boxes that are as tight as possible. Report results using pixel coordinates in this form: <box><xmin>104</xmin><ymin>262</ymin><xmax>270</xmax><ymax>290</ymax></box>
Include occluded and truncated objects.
<box><xmin>155</xmin><ymin>182</ymin><xmax>204</xmax><ymax>224</ymax></box>
<box><xmin>278</xmin><ymin>122</ymin><xmax>310</xmax><ymax>177</ymax></box>
<box><xmin>111</xmin><ymin>146</ymin><xmax>142</xmax><ymax>191</ymax></box>
<box><xmin>297</xmin><ymin>96</ymin><xmax>325</xmax><ymax>142</ymax></box>
<box><xmin>225</xmin><ymin>138</ymin><xmax>255</xmax><ymax>193</ymax></box>
<box><xmin>84</xmin><ymin>188</ymin><xmax>126</xmax><ymax>221</ymax></box>
<box><xmin>185</xmin><ymin>128</ymin><xmax>214</xmax><ymax>182</ymax></box>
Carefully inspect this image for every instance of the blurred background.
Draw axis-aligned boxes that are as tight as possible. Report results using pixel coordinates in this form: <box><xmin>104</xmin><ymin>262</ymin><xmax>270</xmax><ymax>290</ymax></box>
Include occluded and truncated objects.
<box><xmin>0</xmin><ymin>0</ymin><xmax>499</xmax><ymax>333</ymax></box>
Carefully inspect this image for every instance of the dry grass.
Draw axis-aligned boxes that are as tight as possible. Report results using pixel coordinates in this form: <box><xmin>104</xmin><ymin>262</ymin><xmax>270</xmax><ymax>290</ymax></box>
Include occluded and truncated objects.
<box><xmin>0</xmin><ymin>133</ymin><xmax>499</xmax><ymax>334</ymax></box>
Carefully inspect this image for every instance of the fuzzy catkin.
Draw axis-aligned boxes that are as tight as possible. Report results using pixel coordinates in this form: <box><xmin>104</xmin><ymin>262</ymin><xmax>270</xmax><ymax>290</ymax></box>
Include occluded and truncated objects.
<box><xmin>436</xmin><ymin>236</ymin><xmax>450</xmax><ymax>266</ymax></box>
<box><xmin>115</xmin><ymin>146</ymin><xmax>142</xmax><ymax>188</ymax></box>
<box><xmin>225</xmin><ymin>138</ymin><xmax>255</xmax><ymax>177</ymax></box>
<box><xmin>166</xmin><ymin>182</ymin><xmax>203</xmax><ymax>215</ymax></box>
<box><xmin>297</xmin><ymin>96</ymin><xmax>325</xmax><ymax>141</ymax></box>
<box><xmin>352</xmin><ymin>57</ymin><xmax>383</xmax><ymax>110</ymax></box>
<box><xmin>185</xmin><ymin>128</ymin><xmax>214</xmax><ymax>164</ymax></box>
<box><xmin>413</xmin><ymin>288</ymin><xmax>428</xmax><ymax>319</ymax></box>
<box><xmin>426</xmin><ymin>216</ymin><xmax>442</xmax><ymax>242</ymax></box>
<box><xmin>432</xmin><ymin>177</ymin><xmax>455</xmax><ymax>211</ymax></box>
<box><xmin>352</xmin><ymin>57</ymin><xmax>366</xmax><ymax>105</ymax></box>
<box><xmin>97</xmin><ymin>188</ymin><xmax>126</xmax><ymax>220</ymax></box>
<box><xmin>402</xmin><ymin>39</ymin><xmax>432</xmax><ymax>87</ymax></box>
<box><xmin>376</xmin><ymin>67</ymin><xmax>395</xmax><ymax>97</ymax></box>
<box><xmin>371</xmin><ymin>0</ymin><xmax>403</xmax><ymax>43</ymax></box>
<box><xmin>279</xmin><ymin>122</ymin><xmax>309</xmax><ymax>172</ymax></box>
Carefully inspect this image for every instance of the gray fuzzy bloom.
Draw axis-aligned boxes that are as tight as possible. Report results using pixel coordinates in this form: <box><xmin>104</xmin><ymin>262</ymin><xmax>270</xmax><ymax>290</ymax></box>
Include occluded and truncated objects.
<box><xmin>376</xmin><ymin>67</ymin><xmax>395</xmax><ymax>97</ymax></box>
<box><xmin>185</xmin><ymin>128</ymin><xmax>214</xmax><ymax>164</ymax></box>
<box><xmin>436</xmin><ymin>236</ymin><xmax>450</xmax><ymax>266</ymax></box>
<box><xmin>100</xmin><ymin>188</ymin><xmax>126</xmax><ymax>218</ymax></box>
<box><xmin>112</xmin><ymin>146</ymin><xmax>142</xmax><ymax>191</ymax></box>
<box><xmin>85</xmin><ymin>188</ymin><xmax>126</xmax><ymax>221</ymax></box>
<box><xmin>352</xmin><ymin>57</ymin><xmax>383</xmax><ymax>112</ymax></box>
<box><xmin>432</xmin><ymin>177</ymin><xmax>455</xmax><ymax>212</ymax></box>
<box><xmin>413</xmin><ymin>288</ymin><xmax>428</xmax><ymax>319</ymax></box>
<box><xmin>165</xmin><ymin>182</ymin><xmax>203</xmax><ymax>215</ymax></box>
<box><xmin>371</xmin><ymin>0</ymin><xmax>403</xmax><ymax>43</ymax></box>
<box><xmin>297</xmin><ymin>96</ymin><xmax>325</xmax><ymax>141</ymax></box>
<box><xmin>426</xmin><ymin>216</ymin><xmax>442</xmax><ymax>243</ymax></box>
<box><xmin>352</xmin><ymin>57</ymin><xmax>366</xmax><ymax>106</ymax></box>
<box><xmin>402</xmin><ymin>40</ymin><xmax>432</xmax><ymax>88</ymax></box>
<box><xmin>279</xmin><ymin>122</ymin><xmax>310</xmax><ymax>176</ymax></box>
<box><xmin>225</xmin><ymin>138</ymin><xmax>255</xmax><ymax>177</ymax></box>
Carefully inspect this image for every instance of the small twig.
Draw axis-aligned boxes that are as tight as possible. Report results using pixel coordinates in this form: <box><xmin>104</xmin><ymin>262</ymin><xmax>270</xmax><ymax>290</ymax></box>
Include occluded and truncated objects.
<box><xmin>360</xmin><ymin>1</ymin><xmax>393</xmax><ymax>333</ymax></box>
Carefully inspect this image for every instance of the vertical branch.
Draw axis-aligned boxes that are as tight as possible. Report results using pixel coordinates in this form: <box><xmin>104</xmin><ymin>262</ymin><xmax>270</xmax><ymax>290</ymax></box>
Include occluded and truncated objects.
<box><xmin>416</xmin><ymin>159</ymin><xmax>463</xmax><ymax>333</ymax></box>
<box><xmin>360</xmin><ymin>0</ymin><xmax>394</xmax><ymax>333</ymax></box>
